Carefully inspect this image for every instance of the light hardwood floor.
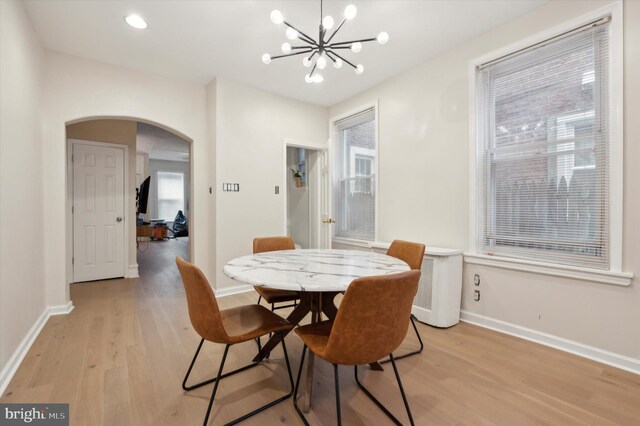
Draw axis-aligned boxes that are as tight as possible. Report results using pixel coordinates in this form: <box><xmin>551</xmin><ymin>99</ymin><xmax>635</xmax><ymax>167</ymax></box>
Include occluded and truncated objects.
<box><xmin>2</xmin><ymin>238</ymin><xmax>639</xmax><ymax>425</ymax></box>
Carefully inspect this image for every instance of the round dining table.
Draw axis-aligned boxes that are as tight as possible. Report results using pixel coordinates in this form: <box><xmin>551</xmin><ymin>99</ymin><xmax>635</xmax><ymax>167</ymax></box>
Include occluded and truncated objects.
<box><xmin>223</xmin><ymin>248</ymin><xmax>410</xmax><ymax>412</ymax></box>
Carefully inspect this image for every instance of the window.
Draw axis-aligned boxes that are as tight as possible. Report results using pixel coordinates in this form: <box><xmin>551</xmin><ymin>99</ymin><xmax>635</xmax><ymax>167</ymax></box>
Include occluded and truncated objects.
<box><xmin>157</xmin><ymin>171</ymin><xmax>184</xmax><ymax>221</ymax></box>
<box><xmin>334</xmin><ymin>107</ymin><xmax>376</xmax><ymax>240</ymax></box>
<box><xmin>475</xmin><ymin>18</ymin><xmax>613</xmax><ymax>270</ymax></box>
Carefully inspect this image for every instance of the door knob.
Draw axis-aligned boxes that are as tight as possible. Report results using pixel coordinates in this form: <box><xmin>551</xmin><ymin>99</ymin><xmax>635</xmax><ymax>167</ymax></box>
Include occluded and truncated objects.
<box><xmin>116</xmin><ymin>217</ymin><xmax>123</xmax><ymax>222</ymax></box>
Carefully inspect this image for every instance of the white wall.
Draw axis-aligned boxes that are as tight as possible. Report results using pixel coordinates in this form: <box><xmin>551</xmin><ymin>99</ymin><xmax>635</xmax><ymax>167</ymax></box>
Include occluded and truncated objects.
<box><xmin>214</xmin><ymin>78</ymin><xmax>328</xmax><ymax>289</ymax></box>
<box><xmin>329</xmin><ymin>0</ymin><xmax>640</xmax><ymax>362</ymax></box>
<box><xmin>287</xmin><ymin>147</ymin><xmax>310</xmax><ymax>248</ymax></box>
<box><xmin>42</xmin><ymin>51</ymin><xmax>210</xmax><ymax>306</ymax></box>
<box><xmin>0</xmin><ymin>0</ymin><xmax>46</xmax><ymax>377</ymax></box>
<box><xmin>148</xmin><ymin>159</ymin><xmax>190</xmax><ymax>222</ymax></box>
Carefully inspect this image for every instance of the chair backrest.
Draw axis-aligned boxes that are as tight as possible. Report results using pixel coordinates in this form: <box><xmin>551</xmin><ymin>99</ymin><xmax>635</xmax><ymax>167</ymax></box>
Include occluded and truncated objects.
<box><xmin>387</xmin><ymin>240</ymin><xmax>426</xmax><ymax>271</ymax></box>
<box><xmin>175</xmin><ymin>256</ymin><xmax>229</xmax><ymax>344</ymax></box>
<box><xmin>253</xmin><ymin>236</ymin><xmax>295</xmax><ymax>254</ymax></box>
<box><xmin>324</xmin><ymin>270</ymin><xmax>421</xmax><ymax>365</ymax></box>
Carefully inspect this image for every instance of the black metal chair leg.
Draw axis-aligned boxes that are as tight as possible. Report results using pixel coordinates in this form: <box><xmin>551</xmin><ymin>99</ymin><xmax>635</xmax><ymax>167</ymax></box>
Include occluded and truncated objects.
<box><xmin>225</xmin><ymin>332</ymin><xmax>295</xmax><ymax>426</ymax></box>
<box><xmin>334</xmin><ymin>364</ymin><xmax>342</xmax><ymax>426</ymax></box>
<box><xmin>354</xmin><ymin>365</ymin><xmax>403</xmax><ymax>426</ymax></box>
<box><xmin>257</xmin><ymin>295</ymin><xmax>262</xmax><ymax>305</ymax></box>
<box><xmin>182</xmin><ymin>338</ymin><xmax>261</xmax><ymax>391</ymax></box>
<box><xmin>390</xmin><ymin>353</ymin><xmax>415</xmax><ymax>426</ymax></box>
<box><xmin>293</xmin><ymin>345</ymin><xmax>310</xmax><ymax>426</ymax></box>
<box><xmin>203</xmin><ymin>344</ymin><xmax>230</xmax><ymax>426</ymax></box>
<box><xmin>380</xmin><ymin>315</ymin><xmax>424</xmax><ymax>365</ymax></box>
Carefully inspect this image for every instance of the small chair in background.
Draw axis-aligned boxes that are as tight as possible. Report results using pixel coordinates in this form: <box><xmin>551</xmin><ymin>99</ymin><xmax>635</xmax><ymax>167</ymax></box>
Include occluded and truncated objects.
<box><xmin>253</xmin><ymin>237</ymin><xmax>300</xmax><ymax>311</ymax></box>
<box><xmin>175</xmin><ymin>257</ymin><xmax>294</xmax><ymax>426</ymax></box>
<box><xmin>293</xmin><ymin>270</ymin><xmax>421</xmax><ymax>426</ymax></box>
<box><xmin>383</xmin><ymin>239</ymin><xmax>426</xmax><ymax>363</ymax></box>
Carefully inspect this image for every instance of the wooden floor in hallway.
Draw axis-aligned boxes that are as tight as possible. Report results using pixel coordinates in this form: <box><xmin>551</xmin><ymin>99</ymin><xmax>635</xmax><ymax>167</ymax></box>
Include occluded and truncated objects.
<box><xmin>2</xmin><ymin>236</ymin><xmax>639</xmax><ymax>425</ymax></box>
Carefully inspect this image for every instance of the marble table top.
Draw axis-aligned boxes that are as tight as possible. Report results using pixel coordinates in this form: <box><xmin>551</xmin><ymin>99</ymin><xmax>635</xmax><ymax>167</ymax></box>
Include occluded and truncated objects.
<box><xmin>223</xmin><ymin>249</ymin><xmax>410</xmax><ymax>292</ymax></box>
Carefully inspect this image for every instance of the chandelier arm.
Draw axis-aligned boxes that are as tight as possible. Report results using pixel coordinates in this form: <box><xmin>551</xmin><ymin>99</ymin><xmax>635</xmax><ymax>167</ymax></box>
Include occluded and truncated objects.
<box><xmin>325</xmin><ymin>18</ymin><xmax>347</xmax><ymax>45</ymax></box>
<box><xmin>326</xmin><ymin>50</ymin><xmax>358</xmax><ymax>69</ymax></box>
<box><xmin>327</xmin><ymin>37</ymin><xmax>377</xmax><ymax>48</ymax></box>
<box><xmin>324</xmin><ymin>50</ymin><xmax>339</xmax><ymax>63</ymax></box>
<box><xmin>271</xmin><ymin>49</ymin><xmax>314</xmax><ymax>60</ymax></box>
<box><xmin>284</xmin><ymin>21</ymin><xmax>318</xmax><ymax>47</ymax></box>
<box><xmin>309</xmin><ymin>63</ymin><xmax>318</xmax><ymax>77</ymax></box>
<box><xmin>298</xmin><ymin>34</ymin><xmax>318</xmax><ymax>46</ymax></box>
<box><xmin>291</xmin><ymin>46</ymin><xmax>315</xmax><ymax>50</ymax></box>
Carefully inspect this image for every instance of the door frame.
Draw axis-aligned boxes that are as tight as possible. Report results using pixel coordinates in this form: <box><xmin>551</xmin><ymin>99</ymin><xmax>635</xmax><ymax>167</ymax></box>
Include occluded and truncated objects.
<box><xmin>67</xmin><ymin>139</ymin><xmax>130</xmax><ymax>282</ymax></box>
<box><xmin>282</xmin><ymin>138</ymin><xmax>326</xmax><ymax>248</ymax></box>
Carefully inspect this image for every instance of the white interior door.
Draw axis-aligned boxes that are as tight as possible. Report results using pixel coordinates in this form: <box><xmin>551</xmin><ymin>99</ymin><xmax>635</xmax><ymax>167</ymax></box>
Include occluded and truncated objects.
<box><xmin>319</xmin><ymin>148</ymin><xmax>334</xmax><ymax>248</ymax></box>
<box><xmin>73</xmin><ymin>143</ymin><xmax>126</xmax><ymax>282</ymax></box>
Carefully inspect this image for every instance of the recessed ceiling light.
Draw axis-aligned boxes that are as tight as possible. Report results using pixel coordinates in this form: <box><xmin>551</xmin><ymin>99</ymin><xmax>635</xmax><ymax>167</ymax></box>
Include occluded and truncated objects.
<box><xmin>125</xmin><ymin>14</ymin><xmax>147</xmax><ymax>30</ymax></box>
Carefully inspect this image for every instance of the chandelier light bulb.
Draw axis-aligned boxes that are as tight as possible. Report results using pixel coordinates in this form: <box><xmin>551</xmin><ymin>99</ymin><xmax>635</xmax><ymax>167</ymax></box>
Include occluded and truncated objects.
<box><xmin>377</xmin><ymin>32</ymin><xmax>389</xmax><ymax>45</ymax></box>
<box><xmin>344</xmin><ymin>4</ymin><xmax>357</xmax><ymax>20</ymax></box>
<box><xmin>322</xmin><ymin>15</ymin><xmax>335</xmax><ymax>30</ymax></box>
<box><xmin>286</xmin><ymin>27</ymin><xmax>299</xmax><ymax>40</ymax></box>
<box><xmin>355</xmin><ymin>64</ymin><xmax>364</xmax><ymax>74</ymax></box>
<box><xmin>262</xmin><ymin>53</ymin><xmax>272</xmax><ymax>64</ymax></box>
<box><xmin>351</xmin><ymin>42</ymin><xmax>362</xmax><ymax>53</ymax></box>
<box><xmin>281</xmin><ymin>43</ymin><xmax>292</xmax><ymax>54</ymax></box>
<box><xmin>305</xmin><ymin>74</ymin><xmax>313</xmax><ymax>83</ymax></box>
<box><xmin>333</xmin><ymin>58</ymin><xmax>343</xmax><ymax>69</ymax></box>
<box><xmin>270</xmin><ymin>10</ymin><xmax>284</xmax><ymax>25</ymax></box>
<box><xmin>312</xmin><ymin>73</ymin><xmax>324</xmax><ymax>83</ymax></box>
<box><xmin>316</xmin><ymin>55</ymin><xmax>327</xmax><ymax>69</ymax></box>
<box><xmin>303</xmin><ymin>57</ymin><xmax>312</xmax><ymax>67</ymax></box>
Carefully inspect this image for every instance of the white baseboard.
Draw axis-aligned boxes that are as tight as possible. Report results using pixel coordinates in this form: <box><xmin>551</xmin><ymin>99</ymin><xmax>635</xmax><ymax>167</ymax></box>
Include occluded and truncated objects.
<box><xmin>215</xmin><ymin>284</ymin><xmax>254</xmax><ymax>298</ymax></box>
<box><xmin>0</xmin><ymin>301</ymin><xmax>75</xmax><ymax>396</ymax></box>
<box><xmin>127</xmin><ymin>264</ymin><xmax>139</xmax><ymax>278</ymax></box>
<box><xmin>460</xmin><ymin>310</ymin><xmax>640</xmax><ymax>375</ymax></box>
<box><xmin>49</xmin><ymin>301</ymin><xmax>74</xmax><ymax>316</ymax></box>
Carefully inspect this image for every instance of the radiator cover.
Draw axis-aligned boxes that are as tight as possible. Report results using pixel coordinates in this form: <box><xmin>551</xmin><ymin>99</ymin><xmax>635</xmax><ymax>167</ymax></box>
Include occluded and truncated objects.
<box><xmin>370</xmin><ymin>243</ymin><xmax>463</xmax><ymax>328</ymax></box>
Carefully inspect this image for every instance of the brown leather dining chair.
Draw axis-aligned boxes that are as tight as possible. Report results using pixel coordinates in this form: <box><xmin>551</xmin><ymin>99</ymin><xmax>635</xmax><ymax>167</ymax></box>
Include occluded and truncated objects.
<box><xmin>175</xmin><ymin>257</ymin><xmax>295</xmax><ymax>426</ymax></box>
<box><xmin>384</xmin><ymin>240</ymin><xmax>426</xmax><ymax>363</ymax></box>
<box><xmin>293</xmin><ymin>270</ymin><xmax>421</xmax><ymax>426</ymax></box>
<box><xmin>253</xmin><ymin>237</ymin><xmax>300</xmax><ymax>311</ymax></box>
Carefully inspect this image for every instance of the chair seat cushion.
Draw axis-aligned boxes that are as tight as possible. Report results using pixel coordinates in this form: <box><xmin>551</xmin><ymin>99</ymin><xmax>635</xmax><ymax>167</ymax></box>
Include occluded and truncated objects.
<box><xmin>221</xmin><ymin>304</ymin><xmax>293</xmax><ymax>344</ymax></box>
<box><xmin>295</xmin><ymin>320</ymin><xmax>336</xmax><ymax>361</ymax></box>
<box><xmin>255</xmin><ymin>286</ymin><xmax>300</xmax><ymax>304</ymax></box>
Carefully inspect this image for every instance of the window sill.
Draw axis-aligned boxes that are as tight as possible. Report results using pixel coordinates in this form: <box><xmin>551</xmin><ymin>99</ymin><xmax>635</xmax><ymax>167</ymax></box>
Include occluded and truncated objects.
<box><xmin>332</xmin><ymin>237</ymin><xmax>373</xmax><ymax>248</ymax></box>
<box><xmin>464</xmin><ymin>253</ymin><xmax>633</xmax><ymax>286</ymax></box>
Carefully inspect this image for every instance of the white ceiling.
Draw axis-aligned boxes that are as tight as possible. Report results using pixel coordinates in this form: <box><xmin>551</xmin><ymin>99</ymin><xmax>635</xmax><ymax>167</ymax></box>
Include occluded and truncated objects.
<box><xmin>24</xmin><ymin>0</ymin><xmax>546</xmax><ymax>107</ymax></box>
<box><xmin>137</xmin><ymin>123</ymin><xmax>189</xmax><ymax>162</ymax></box>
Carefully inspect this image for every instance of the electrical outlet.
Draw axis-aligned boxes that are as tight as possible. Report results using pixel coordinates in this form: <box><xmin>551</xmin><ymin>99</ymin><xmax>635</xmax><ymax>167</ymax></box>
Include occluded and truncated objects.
<box><xmin>275</xmin><ymin>186</ymin><xmax>279</xmax><ymax>194</ymax></box>
<box><xmin>473</xmin><ymin>290</ymin><xmax>481</xmax><ymax>301</ymax></box>
<box><xmin>474</xmin><ymin>274</ymin><xmax>480</xmax><ymax>286</ymax></box>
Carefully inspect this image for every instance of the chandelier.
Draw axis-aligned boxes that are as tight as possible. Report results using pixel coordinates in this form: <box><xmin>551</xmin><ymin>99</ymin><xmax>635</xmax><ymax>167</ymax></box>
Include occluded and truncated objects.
<box><xmin>262</xmin><ymin>0</ymin><xmax>388</xmax><ymax>84</ymax></box>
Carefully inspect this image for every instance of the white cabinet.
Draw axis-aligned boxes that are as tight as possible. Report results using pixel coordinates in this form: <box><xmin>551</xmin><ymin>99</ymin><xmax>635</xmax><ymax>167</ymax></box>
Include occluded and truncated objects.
<box><xmin>370</xmin><ymin>242</ymin><xmax>463</xmax><ymax>328</ymax></box>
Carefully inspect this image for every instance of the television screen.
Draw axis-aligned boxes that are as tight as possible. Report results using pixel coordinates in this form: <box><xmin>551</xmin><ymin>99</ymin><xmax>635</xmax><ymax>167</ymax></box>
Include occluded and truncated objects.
<box><xmin>137</xmin><ymin>176</ymin><xmax>151</xmax><ymax>215</ymax></box>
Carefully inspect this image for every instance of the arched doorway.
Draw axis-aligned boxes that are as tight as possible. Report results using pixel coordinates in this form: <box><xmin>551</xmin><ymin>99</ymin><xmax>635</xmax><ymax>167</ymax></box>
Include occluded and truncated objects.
<box><xmin>65</xmin><ymin>117</ymin><xmax>194</xmax><ymax>284</ymax></box>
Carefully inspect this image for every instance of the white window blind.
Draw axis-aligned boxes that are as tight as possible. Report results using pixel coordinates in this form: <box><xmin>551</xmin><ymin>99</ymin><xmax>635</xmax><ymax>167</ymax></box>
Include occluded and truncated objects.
<box><xmin>334</xmin><ymin>108</ymin><xmax>376</xmax><ymax>240</ymax></box>
<box><xmin>476</xmin><ymin>19</ymin><xmax>611</xmax><ymax>269</ymax></box>
<box><xmin>157</xmin><ymin>171</ymin><xmax>185</xmax><ymax>221</ymax></box>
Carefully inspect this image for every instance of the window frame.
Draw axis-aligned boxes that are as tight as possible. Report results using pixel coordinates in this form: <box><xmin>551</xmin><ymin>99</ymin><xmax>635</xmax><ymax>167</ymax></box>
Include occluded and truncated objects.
<box><xmin>466</xmin><ymin>2</ymin><xmax>631</xmax><ymax>286</ymax></box>
<box><xmin>330</xmin><ymin>101</ymin><xmax>379</xmax><ymax>244</ymax></box>
<box><xmin>156</xmin><ymin>170</ymin><xmax>185</xmax><ymax>222</ymax></box>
